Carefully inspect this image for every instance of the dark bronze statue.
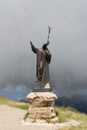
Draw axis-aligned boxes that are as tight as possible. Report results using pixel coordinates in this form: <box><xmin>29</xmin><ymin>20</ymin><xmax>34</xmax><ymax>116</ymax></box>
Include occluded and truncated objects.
<box><xmin>30</xmin><ymin>41</ymin><xmax>51</xmax><ymax>88</ymax></box>
<box><xmin>30</xmin><ymin>27</ymin><xmax>52</xmax><ymax>91</ymax></box>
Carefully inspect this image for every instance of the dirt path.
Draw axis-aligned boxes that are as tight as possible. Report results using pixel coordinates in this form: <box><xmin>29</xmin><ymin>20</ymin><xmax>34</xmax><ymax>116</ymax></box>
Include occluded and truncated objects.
<box><xmin>0</xmin><ymin>105</ymin><xmax>80</xmax><ymax>130</ymax></box>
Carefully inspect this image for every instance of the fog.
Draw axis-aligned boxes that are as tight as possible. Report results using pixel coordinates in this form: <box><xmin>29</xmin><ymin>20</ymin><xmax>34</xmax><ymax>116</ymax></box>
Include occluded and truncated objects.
<box><xmin>0</xmin><ymin>0</ymin><xmax>87</xmax><ymax>96</ymax></box>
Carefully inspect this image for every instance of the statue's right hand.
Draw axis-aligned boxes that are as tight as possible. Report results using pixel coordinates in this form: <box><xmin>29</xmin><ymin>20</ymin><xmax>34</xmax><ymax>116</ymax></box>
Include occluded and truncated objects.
<box><xmin>30</xmin><ymin>41</ymin><xmax>33</xmax><ymax>46</ymax></box>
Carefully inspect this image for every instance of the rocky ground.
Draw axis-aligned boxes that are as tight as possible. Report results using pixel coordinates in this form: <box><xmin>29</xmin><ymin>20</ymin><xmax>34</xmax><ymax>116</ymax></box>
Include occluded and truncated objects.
<box><xmin>0</xmin><ymin>105</ymin><xmax>80</xmax><ymax>130</ymax></box>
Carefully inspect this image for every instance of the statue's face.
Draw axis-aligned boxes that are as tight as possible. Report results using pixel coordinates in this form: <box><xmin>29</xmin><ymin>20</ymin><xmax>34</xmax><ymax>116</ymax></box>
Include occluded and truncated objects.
<box><xmin>39</xmin><ymin>48</ymin><xmax>42</xmax><ymax>51</ymax></box>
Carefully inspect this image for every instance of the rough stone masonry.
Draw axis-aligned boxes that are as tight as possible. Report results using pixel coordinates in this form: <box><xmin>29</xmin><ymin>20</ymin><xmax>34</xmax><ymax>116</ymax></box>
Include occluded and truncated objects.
<box><xmin>26</xmin><ymin>92</ymin><xmax>58</xmax><ymax>123</ymax></box>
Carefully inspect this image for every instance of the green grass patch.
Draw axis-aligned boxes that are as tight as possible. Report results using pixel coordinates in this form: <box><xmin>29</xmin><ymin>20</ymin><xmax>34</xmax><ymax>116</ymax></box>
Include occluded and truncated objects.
<box><xmin>0</xmin><ymin>96</ymin><xmax>29</xmax><ymax>110</ymax></box>
<box><xmin>56</xmin><ymin>106</ymin><xmax>87</xmax><ymax>130</ymax></box>
<box><xmin>24</xmin><ymin>112</ymin><xmax>29</xmax><ymax>120</ymax></box>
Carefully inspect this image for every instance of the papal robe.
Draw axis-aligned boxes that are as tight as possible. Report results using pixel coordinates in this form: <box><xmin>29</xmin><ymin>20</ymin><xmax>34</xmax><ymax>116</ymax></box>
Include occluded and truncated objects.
<box><xmin>31</xmin><ymin>44</ymin><xmax>51</xmax><ymax>87</ymax></box>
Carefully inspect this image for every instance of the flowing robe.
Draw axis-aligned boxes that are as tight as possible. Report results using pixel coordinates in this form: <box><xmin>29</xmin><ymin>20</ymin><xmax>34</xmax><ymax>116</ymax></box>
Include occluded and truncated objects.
<box><xmin>31</xmin><ymin>44</ymin><xmax>51</xmax><ymax>87</ymax></box>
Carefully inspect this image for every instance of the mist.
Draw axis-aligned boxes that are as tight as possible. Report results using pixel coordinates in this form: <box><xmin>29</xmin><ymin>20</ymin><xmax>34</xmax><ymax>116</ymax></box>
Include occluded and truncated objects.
<box><xmin>0</xmin><ymin>0</ymin><xmax>87</xmax><ymax>97</ymax></box>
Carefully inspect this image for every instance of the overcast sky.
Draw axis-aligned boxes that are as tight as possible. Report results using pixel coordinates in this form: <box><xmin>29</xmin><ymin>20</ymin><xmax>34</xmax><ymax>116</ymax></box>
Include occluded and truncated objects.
<box><xmin>0</xmin><ymin>0</ymin><xmax>87</xmax><ymax>96</ymax></box>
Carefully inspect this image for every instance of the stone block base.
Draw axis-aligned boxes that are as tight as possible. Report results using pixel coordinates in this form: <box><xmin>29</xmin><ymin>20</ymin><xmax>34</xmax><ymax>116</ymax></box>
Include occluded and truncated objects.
<box><xmin>26</xmin><ymin>92</ymin><xmax>58</xmax><ymax>123</ymax></box>
<box><xmin>28</xmin><ymin>107</ymin><xmax>56</xmax><ymax>119</ymax></box>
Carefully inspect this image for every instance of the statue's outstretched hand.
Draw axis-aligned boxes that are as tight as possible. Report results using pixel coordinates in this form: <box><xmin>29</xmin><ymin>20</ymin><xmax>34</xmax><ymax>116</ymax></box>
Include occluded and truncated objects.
<box><xmin>30</xmin><ymin>41</ymin><xmax>37</xmax><ymax>53</ymax></box>
<box><xmin>30</xmin><ymin>41</ymin><xmax>33</xmax><ymax>46</ymax></box>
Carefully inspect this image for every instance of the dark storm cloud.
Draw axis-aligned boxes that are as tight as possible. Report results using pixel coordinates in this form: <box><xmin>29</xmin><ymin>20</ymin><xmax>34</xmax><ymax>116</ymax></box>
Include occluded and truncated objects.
<box><xmin>0</xmin><ymin>0</ymin><xmax>87</xmax><ymax>96</ymax></box>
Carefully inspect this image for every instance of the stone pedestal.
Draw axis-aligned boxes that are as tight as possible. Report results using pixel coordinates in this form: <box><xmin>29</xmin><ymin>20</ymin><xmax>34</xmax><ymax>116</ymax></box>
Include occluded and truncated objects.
<box><xmin>26</xmin><ymin>92</ymin><xmax>58</xmax><ymax>123</ymax></box>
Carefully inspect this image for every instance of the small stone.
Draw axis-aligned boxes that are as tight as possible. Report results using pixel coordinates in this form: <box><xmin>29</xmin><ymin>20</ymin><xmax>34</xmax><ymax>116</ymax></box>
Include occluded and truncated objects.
<box><xmin>27</xmin><ymin>92</ymin><xmax>36</xmax><ymax>100</ymax></box>
<box><xmin>50</xmin><ymin>117</ymin><xmax>58</xmax><ymax>124</ymax></box>
<box><xmin>44</xmin><ymin>83</ymin><xmax>50</xmax><ymax>88</ymax></box>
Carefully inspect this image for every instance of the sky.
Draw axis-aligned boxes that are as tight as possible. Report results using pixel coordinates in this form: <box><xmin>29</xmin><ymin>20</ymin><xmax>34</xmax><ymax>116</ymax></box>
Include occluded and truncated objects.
<box><xmin>0</xmin><ymin>0</ymin><xmax>87</xmax><ymax>97</ymax></box>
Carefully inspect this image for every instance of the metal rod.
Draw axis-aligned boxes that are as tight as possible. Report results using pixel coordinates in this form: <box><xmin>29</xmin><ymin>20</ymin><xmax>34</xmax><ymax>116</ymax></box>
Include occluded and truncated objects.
<box><xmin>47</xmin><ymin>26</ymin><xmax>52</xmax><ymax>43</ymax></box>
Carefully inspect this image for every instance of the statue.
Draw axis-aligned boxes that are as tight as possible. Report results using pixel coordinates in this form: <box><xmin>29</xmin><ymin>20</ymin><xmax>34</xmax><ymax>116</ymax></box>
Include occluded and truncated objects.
<box><xmin>30</xmin><ymin>27</ymin><xmax>52</xmax><ymax>91</ymax></box>
<box><xmin>27</xmin><ymin>27</ymin><xmax>58</xmax><ymax>123</ymax></box>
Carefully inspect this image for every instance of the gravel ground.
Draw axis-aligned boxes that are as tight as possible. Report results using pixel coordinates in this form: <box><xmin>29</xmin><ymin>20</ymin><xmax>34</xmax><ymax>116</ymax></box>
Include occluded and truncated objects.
<box><xmin>0</xmin><ymin>105</ymin><xmax>80</xmax><ymax>130</ymax></box>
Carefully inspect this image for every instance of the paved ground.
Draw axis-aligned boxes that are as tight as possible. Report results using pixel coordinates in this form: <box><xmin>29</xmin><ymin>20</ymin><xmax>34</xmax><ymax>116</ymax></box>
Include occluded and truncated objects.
<box><xmin>0</xmin><ymin>105</ymin><xmax>80</xmax><ymax>130</ymax></box>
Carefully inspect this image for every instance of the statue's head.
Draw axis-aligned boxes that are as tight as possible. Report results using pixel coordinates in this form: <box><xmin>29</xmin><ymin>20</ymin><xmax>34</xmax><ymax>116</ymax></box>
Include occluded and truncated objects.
<box><xmin>42</xmin><ymin>42</ymin><xmax>49</xmax><ymax>50</ymax></box>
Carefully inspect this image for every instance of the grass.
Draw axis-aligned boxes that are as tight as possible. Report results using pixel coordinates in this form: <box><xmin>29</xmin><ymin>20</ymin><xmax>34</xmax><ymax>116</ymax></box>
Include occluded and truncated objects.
<box><xmin>0</xmin><ymin>96</ymin><xmax>29</xmax><ymax>110</ymax></box>
<box><xmin>0</xmin><ymin>96</ymin><xmax>87</xmax><ymax>129</ymax></box>
<box><xmin>56</xmin><ymin>106</ymin><xmax>87</xmax><ymax>130</ymax></box>
<box><xmin>24</xmin><ymin>112</ymin><xmax>29</xmax><ymax>120</ymax></box>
